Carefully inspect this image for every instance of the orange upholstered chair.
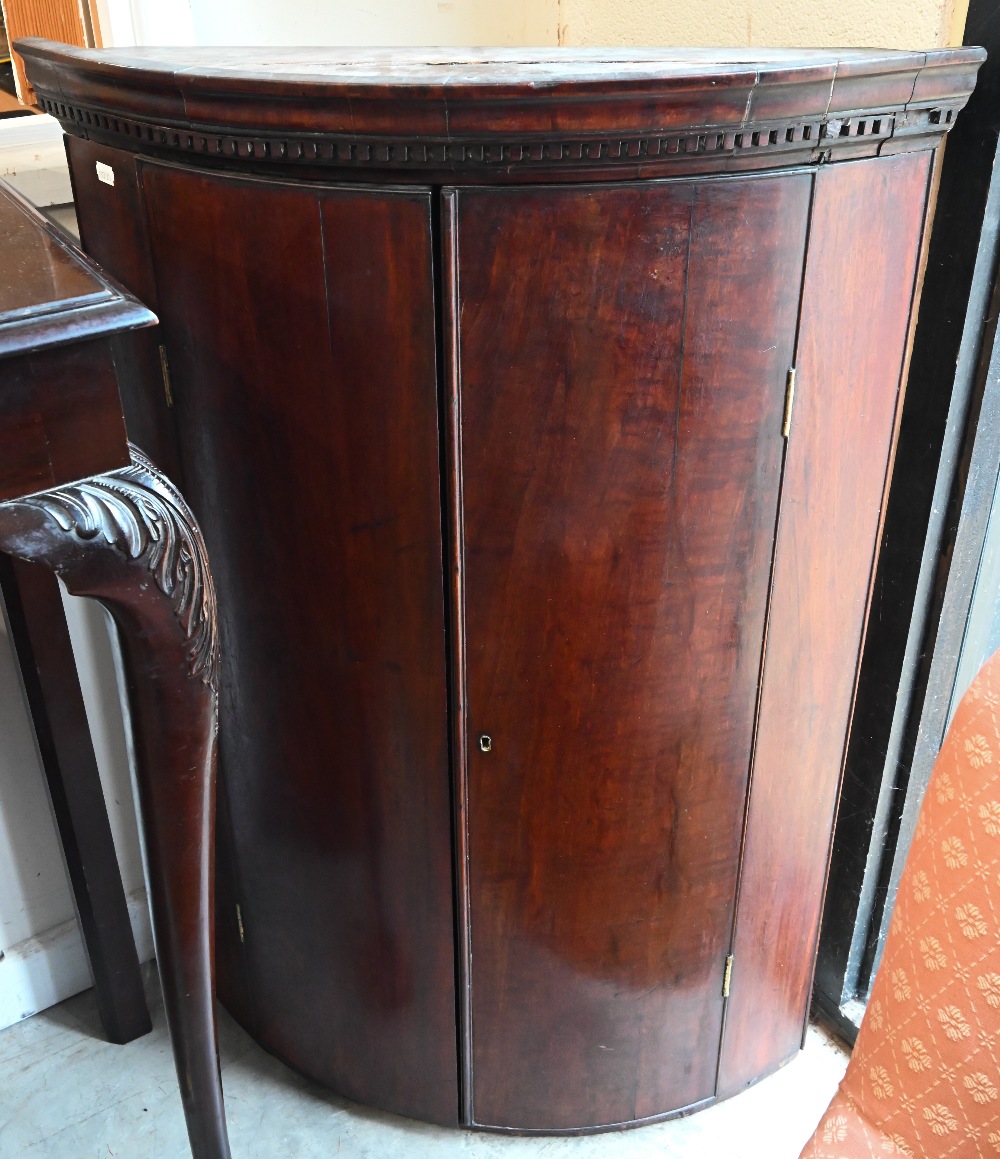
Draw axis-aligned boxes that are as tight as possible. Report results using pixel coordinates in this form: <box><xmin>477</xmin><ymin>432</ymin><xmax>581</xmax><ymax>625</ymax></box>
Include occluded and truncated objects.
<box><xmin>801</xmin><ymin>649</ymin><xmax>1000</xmax><ymax>1157</ymax></box>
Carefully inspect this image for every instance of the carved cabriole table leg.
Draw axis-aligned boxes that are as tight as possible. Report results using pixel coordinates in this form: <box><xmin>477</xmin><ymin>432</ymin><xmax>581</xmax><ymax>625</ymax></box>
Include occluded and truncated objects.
<box><xmin>0</xmin><ymin>445</ymin><xmax>230</xmax><ymax>1159</ymax></box>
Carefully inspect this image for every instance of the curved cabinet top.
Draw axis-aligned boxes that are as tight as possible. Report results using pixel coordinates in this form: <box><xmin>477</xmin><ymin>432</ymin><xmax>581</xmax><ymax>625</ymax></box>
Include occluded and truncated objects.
<box><xmin>18</xmin><ymin>40</ymin><xmax>984</xmax><ymax>183</ymax></box>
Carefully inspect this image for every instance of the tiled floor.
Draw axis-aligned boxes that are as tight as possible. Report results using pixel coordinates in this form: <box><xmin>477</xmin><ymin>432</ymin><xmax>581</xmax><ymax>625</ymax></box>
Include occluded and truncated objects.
<box><xmin>0</xmin><ymin>966</ymin><xmax>848</xmax><ymax>1158</ymax></box>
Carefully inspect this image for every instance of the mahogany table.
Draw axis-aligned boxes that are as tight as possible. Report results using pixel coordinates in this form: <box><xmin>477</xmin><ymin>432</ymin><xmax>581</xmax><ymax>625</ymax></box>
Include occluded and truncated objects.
<box><xmin>0</xmin><ymin>177</ymin><xmax>229</xmax><ymax>1158</ymax></box>
<box><xmin>0</xmin><ymin>175</ymin><xmax>151</xmax><ymax>1048</ymax></box>
<box><xmin>15</xmin><ymin>39</ymin><xmax>985</xmax><ymax>1153</ymax></box>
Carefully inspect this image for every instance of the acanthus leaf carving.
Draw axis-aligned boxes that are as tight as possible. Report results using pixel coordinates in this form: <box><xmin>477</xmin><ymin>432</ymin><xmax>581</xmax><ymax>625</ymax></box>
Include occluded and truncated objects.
<box><xmin>16</xmin><ymin>444</ymin><xmax>218</xmax><ymax>685</ymax></box>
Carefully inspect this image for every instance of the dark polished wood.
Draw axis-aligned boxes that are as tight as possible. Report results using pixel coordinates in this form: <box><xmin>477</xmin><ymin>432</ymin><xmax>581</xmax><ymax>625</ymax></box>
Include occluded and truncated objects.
<box><xmin>0</xmin><ymin>176</ymin><xmax>229</xmax><ymax>1158</ymax></box>
<box><xmin>0</xmin><ymin>178</ymin><xmax>145</xmax><ymax>498</ymax></box>
<box><xmin>0</xmin><ymin>192</ymin><xmax>105</xmax><ymax>318</ymax></box>
<box><xmin>136</xmin><ymin>163</ymin><xmax>458</xmax><ymax>1125</ymax></box>
<box><xmin>65</xmin><ymin>136</ymin><xmax>183</xmax><ymax>482</ymax></box>
<box><xmin>16</xmin><ymin>42</ymin><xmax>983</xmax><ymax>184</ymax></box>
<box><xmin>0</xmin><ymin>176</ymin><xmax>150</xmax><ymax>1046</ymax></box>
<box><xmin>0</xmin><ymin>182</ymin><xmax>150</xmax><ymax>359</ymax></box>
<box><xmin>718</xmin><ymin>149</ymin><xmax>932</xmax><ymax>1098</ymax></box>
<box><xmin>815</xmin><ymin>2</ymin><xmax>1000</xmax><ymax>1038</ymax></box>
<box><xmin>0</xmin><ymin>450</ymin><xmax>229</xmax><ymax>1159</ymax></box>
<box><xmin>453</xmin><ymin>174</ymin><xmax>810</xmax><ymax>1130</ymax></box>
<box><xmin>20</xmin><ymin>40</ymin><xmax>983</xmax><ymax>1136</ymax></box>
<box><xmin>0</xmin><ymin>340</ymin><xmax>129</xmax><ymax>500</ymax></box>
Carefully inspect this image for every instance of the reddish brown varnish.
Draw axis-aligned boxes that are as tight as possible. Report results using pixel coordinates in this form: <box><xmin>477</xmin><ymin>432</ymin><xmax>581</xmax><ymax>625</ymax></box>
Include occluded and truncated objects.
<box><xmin>453</xmin><ymin>174</ymin><xmax>810</xmax><ymax>1129</ymax></box>
<box><xmin>0</xmin><ymin>178</ymin><xmax>145</xmax><ymax>497</ymax></box>
<box><xmin>65</xmin><ymin>137</ymin><xmax>183</xmax><ymax>481</ymax></box>
<box><xmin>18</xmin><ymin>41</ymin><xmax>982</xmax><ymax>1140</ymax></box>
<box><xmin>136</xmin><ymin>165</ymin><xmax>459</xmax><ymax>1125</ymax></box>
<box><xmin>718</xmin><ymin>149</ymin><xmax>933</xmax><ymax>1099</ymax></box>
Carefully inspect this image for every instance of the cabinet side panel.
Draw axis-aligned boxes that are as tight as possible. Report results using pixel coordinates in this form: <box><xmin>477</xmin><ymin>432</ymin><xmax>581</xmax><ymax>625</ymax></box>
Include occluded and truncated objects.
<box><xmin>138</xmin><ymin>165</ymin><xmax>458</xmax><ymax>1125</ymax></box>
<box><xmin>457</xmin><ymin>173</ymin><xmax>810</xmax><ymax>1129</ymax></box>
<box><xmin>719</xmin><ymin>150</ymin><xmax>932</xmax><ymax>1097</ymax></box>
<box><xmin>64</xmin><ymin>136</ymin><xmax>182</xmax><ymax>481</ymax></box>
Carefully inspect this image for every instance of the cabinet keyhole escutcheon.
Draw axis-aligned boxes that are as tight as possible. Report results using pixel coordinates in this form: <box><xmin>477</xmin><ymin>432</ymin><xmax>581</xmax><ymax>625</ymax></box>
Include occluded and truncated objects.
<box><xmin>478</xmin><ymin>734</ymin><xmax>492</xmax><ymax>753</ymax></box>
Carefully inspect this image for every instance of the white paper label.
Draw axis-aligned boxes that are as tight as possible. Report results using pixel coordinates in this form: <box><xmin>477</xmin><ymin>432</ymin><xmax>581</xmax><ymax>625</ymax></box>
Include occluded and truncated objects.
<box><xmin>96</xmin><ymin>161</ymin><xmax>115</xmax><ymax>186</ymax></box>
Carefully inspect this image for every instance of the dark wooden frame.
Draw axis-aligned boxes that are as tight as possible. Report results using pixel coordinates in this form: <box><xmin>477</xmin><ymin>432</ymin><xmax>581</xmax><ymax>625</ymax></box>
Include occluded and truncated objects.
<box><xmin>814</xmin><ymin>1</ymin><xmax>1000</xmax><ymax>1040</ymax></box>
<box><xmin>0</xmin><ymin>177</ymin><xmax>152</xmax><ymax>1044</ymax></box>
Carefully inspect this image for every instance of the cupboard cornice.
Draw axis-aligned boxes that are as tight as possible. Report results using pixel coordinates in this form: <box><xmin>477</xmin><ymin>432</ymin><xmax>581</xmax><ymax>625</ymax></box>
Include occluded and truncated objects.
<box><xmin>16</xmin><ymin>41</ymin><xmax>985</xmax><ymax>183</ymax></box>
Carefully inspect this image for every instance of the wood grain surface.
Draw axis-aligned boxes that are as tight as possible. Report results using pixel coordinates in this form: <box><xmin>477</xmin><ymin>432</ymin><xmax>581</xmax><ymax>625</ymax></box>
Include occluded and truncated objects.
<box><xmin>0</xmin><ymin>340</ymin><xmax>129</xmax><ymax>501</ymax></box>
<box><xmin>65</xmin><ymin>136</ymin><xmax>183</xmax><ymax>481</ymax></box>
<box><xmin>718</xmin><ymin>150</ymin><xmax>932</xmax><ymax>1098</ymax></box>
<box><xmin>17</xmin><ymin>39</ymin><xmax>984</xmax><ymax>183</ymax></box>
<box><xmin>0</xmin><ymin>174</ymin><xmax>152</xmax><ymax>1049</ymax></box>
<box><xmin>452</xmin><ymin>172</ymin><xmax>810</xmax><ymax>1129</ymax></box>
<box><xmin>47</xmin><ymin>43</ymin><xmax>972</xmax><ymax>1133</ymax></box>
<box><xmin>0</xmin><ymin>181</ymin><xmax>104</xmax><ymax>316</ymax></box>
<box><xmin>137</xmin><ymin>163</ymin><xmax>459</xmax><ymax>1125</ymax></box>
<box><xmin>0</xmin><ymin>180</ymin><xmax>151</xmax><ymax>359</ymax></box>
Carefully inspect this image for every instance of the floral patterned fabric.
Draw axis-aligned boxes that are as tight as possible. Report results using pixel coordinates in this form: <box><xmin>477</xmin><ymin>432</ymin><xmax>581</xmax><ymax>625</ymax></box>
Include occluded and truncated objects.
<box><xmin>801</xmin><ymin>649</ymin><xmax>1000</xmax><ymax>1158</ymax></box>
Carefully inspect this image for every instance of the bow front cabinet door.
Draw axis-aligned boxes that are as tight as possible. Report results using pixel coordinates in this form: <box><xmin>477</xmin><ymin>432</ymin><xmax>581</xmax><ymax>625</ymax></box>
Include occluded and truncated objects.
<box><xmin>449</xmin><ymin>174</ymin><xmax>810</xmax><ymax>1128</ymax></box>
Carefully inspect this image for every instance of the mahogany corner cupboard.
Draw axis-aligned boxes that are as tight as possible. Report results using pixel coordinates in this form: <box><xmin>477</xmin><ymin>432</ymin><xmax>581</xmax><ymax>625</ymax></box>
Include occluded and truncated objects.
<box><xmin>19</xmin><ymin>40</ymin><xmax>983</xmax><ymax>1134</ymax></box>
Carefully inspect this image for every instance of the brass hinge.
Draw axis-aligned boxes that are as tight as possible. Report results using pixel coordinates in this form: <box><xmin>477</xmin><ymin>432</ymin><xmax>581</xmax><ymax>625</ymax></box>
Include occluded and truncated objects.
<box><xmin>782</xmin><ymin>366</ymin><xmax>796</xmax><ymax>439</ymax></box>
<box><xmin>159</xmin><ymin>344</ymin><xmax>174</xmax><ymax>408</ymax></box>
<box><xmin>236</xmin><ymin>904</ymin><xmax>246</xmax><ymax>944</ymax></box>
<box><xmin>722</xmin><ymin>954</ymin><xmax>734</xmax><ymax>999</ymax></box>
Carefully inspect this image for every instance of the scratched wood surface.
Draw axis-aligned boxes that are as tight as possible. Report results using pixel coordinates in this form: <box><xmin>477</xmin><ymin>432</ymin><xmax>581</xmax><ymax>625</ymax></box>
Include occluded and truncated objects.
<box><xmin>19</xmin><ymin>40</ymin><xmax>984</xmax><ymax>183</ymax></box>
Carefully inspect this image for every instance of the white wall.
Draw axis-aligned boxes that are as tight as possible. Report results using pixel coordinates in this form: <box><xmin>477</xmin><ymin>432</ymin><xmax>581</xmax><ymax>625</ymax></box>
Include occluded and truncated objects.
<box><xmin>0</xmin><ymin>114</ymin><xmax>70</xmax><ymax>205</ymax></box>
<box><xmin>115</xmin><ymin>0</ymin><xmax>971</xmax><ymax>52</ymax></box>
<box><xmin>96</xmin><ymin>0</ymin><xmax>561</xmax><ymax>47</ymax></box>
<box><xmin>563</xmin><ymin>0</ymin><xmax>968</xmax><ymax>52</ymax></box>
<box><xmin>191</xmin><ymin>0</ymin><xmax>560</xmax><ymax>47</ymax></box>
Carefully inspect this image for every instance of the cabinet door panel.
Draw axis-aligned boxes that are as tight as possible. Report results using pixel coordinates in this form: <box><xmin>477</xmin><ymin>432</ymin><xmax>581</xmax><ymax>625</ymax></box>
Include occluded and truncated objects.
<box><xmin>452</xmin><ymin>173</ymin><xmax>811</xmax><ymax>1128</ymax></box>
<box><xmin>137</xmin><ymin>165</ymin><xmax>459</xmax><ymax>1124</ymax></box>
<box><xmin>65</xmin><ymin>137</ymin><xmax>183</xmax><ymax>480</ymax></box>
<box><xmin>718</xmin><ymin>150</ymin><xmax>932</xmax><ymax>1098</ymax></box>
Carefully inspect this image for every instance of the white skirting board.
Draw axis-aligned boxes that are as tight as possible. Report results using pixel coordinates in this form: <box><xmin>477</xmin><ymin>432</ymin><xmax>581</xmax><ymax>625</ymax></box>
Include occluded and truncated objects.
<box><xmin>0</xmin><ymin>888</ymin><xmax>153</xmax><ymax>1031</ymax></box>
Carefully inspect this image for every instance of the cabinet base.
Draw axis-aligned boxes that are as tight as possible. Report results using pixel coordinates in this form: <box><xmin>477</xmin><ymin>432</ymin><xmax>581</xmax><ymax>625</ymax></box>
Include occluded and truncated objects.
<box><xmin>219</xmin><ymin>993</ymin><xmax>803</xmax><ymax>1134</ymax></box>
